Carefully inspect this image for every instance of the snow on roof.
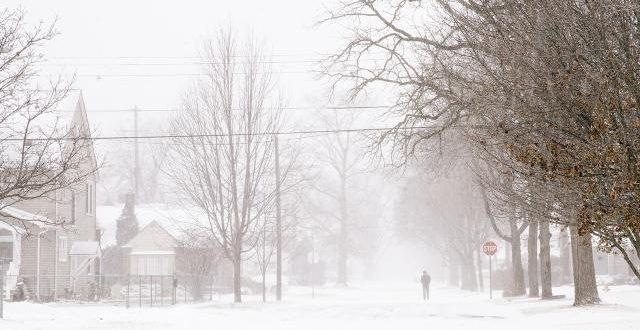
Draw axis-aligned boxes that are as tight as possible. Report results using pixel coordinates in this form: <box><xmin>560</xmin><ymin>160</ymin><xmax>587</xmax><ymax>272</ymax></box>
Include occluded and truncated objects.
<box><xmin>96</xmin><ymin>203</ymin><xmax>208</xmax><ymax>248</ymax></box>
<box><xmin>70</xmin><ymin>241</ymin><xmax>100</xmax><ymax>256</ymax></box>
<box><xmin>0</xmin><ymin>205</ymin><xmax>51</xmax><ymax>224</ymax></box>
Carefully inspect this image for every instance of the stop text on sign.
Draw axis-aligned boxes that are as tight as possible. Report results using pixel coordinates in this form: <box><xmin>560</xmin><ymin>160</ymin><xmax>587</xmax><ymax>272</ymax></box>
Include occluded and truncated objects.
<box><xmin>482</xmin><ymin>241</ymin><xmax>498</xmax><ymax>256</ymax></box>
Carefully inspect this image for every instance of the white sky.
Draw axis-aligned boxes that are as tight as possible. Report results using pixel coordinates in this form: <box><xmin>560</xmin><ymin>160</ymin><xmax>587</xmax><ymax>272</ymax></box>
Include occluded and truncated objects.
<box><xmin>9</xmin><ymin>0</ymin><xmax>348</xmax><ymax>136</ymax></box>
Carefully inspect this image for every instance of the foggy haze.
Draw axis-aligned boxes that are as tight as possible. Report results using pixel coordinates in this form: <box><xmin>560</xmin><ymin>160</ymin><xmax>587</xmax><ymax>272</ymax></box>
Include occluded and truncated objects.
<box><xmin>0</xmin><ymin>1</ymin><xmax>639</xmax><ymax>330</ymax></box>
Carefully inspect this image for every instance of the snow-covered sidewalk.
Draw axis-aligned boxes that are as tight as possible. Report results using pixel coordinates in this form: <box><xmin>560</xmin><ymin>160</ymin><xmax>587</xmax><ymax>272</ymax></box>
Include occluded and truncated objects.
<box><xmin>1</xmin><ymin>283</ymin><xmax>639</xmax><ymax>330</ymax></box>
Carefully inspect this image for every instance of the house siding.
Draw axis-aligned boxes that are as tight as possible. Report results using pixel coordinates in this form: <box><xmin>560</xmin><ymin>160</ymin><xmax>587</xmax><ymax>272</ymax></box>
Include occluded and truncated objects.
<box><xmin>18</xmin><ymin>230</ymin><xmax>58</xmax><ymax>299</ymax></box>
<box><xmin>3</xmin><ymin>91</ymin><xmax>99</xmax><ymax>300</ymax></box>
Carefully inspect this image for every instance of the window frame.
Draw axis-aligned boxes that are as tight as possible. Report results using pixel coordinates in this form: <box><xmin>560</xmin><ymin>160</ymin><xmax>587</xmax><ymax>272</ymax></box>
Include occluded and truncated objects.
<box><xmin>58</xmin><ymin>236</ymin><xmax>68</xmax><ymax>262</ymax></box>
<box><xmin>70</xmin><ymin>190</ymin><xmax>77</xmax><ymax>224</ymax></box>
<box><xmin>85</xmin><ymin>181</ymin><xmax>95</xmax><ymax>215</ymax></box>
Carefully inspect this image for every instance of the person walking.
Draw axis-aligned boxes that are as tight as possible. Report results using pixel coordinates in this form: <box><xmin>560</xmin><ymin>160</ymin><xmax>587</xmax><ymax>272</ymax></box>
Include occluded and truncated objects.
<box><xmin>420</xmin><ymin>270</ymin><xmax>431</xmax><ymax>300</ymax></box>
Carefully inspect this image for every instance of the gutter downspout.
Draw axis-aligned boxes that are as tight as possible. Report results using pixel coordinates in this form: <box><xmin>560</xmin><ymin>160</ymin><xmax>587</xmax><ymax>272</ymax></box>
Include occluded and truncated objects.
<box><xmin>36</xmin><ymin>229</ymin><xmax>44</xmax><ymax>301</ymax></box>
<box><xmin>36</xmin><ymin>227</ymin><xmax>52</xmax><ymax>302</ymax></box>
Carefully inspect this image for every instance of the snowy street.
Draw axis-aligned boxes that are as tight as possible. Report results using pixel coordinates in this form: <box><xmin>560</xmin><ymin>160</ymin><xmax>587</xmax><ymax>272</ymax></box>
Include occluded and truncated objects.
<box><xmin>2</xmin><ymin>1</ymin><xmax>640</xmax><ymax>329</ymax></box>
<box><xmin>2</xmin><ymin>284</ymin><xmax>639</xmax><ymax>330</ymax></box>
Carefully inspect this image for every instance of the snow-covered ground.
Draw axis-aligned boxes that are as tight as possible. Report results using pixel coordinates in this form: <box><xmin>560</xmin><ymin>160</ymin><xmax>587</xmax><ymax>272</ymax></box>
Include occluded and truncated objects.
<box><xmin>1</xmin><ymin>283</ymin><xmax>639</xmax><ymax>330</ymax></box>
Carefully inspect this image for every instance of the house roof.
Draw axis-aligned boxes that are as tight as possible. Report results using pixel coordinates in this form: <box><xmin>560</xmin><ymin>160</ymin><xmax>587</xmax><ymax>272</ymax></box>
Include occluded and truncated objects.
<box><xmin>0</xmin><ymin>205</ymin><xmax>50</xmax><ymax>223</ymax></box>
<box><xmin>0</xmin><ymin>205</ymin><xmax>52</xmax><ymax>231</ymax></box>
<box><xmin>96</xmin><ymin>203</ymin><xmax>207</xmax><ymax>248</ymax></box>
<box><xmin>57</xmin><ymin>90</ymin><xmax>99</xmax><ymax>179</ymax></box>
<box><xmin>0</xmin><ymin>89</ymin><xmax>98</xmax><ymax>178</ymax></box>
<box><xmin>122</xmin><ymin>220</ymin><xmax>178</xmax><ymax>248</ymax></box>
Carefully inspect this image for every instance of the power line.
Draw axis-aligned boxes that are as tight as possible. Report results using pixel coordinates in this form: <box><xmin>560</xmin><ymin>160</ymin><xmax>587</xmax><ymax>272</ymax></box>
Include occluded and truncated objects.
<box><xmin>60</xmin><ymin>105</ymin><xmax>392</xmax><ymax>113</ymax></box>
<box><xmin>37</xmin><ymin>71</ymin><xmax>319</xmax><ymax>78</ymax></box>
<box><xmin>111</xmin><ymin>131</ymin><xmax>334</xmax><ymax>147</ymax></box>
<box><xmin>13</xmin><ymin>125</ymin><xmax>436</xmax><ymax>142</ymax></box>
<box><xmin>45</xmin><ymin>53</ymin><xmax>345</xmax><ymax>60</ymax></box>
<box><xmin>40</xmin><ymin>58</ymin><xmax>386</xmax><ymax>67</ymax></box>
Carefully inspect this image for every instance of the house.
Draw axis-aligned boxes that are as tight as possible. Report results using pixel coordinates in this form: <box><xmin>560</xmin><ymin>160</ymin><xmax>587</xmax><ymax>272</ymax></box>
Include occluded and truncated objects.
<box><xmin>0</xmin><ymin>90</ymin><xmax>99</xmax><ymax>301</ymax></box>
<box><xmin>97</xmin><ymin>202</ymin><xmax>235</xmax><ymax>299</ymax></box>
<box><xmin>123</xmin><ymin>220</ymin><xmax>178</xmax><ymax>276</ymax></box>
<box><xmin>594</xmin><ymin>249</ymin><xmax>640</xmax><ymax>283</ymax></box>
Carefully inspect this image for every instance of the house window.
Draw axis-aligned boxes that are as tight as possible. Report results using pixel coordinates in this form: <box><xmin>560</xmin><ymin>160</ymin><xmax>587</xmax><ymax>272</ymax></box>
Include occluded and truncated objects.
<box><xmin>0</xmin><ymin>230</ymin><xmax>13</xmax><ymax>264</ymax></box>
<box><xmin>58</xmin><ymin>236</ymin><xmax>68</xmax><ymax>262</ymax></box>
<box><xmin>161</xmin><ymin>257</ymin><xmax>169</xmax><ymax>275</ymax></box>
<box><xmin>148</xmin><ymin>257</ymin><xmax>161</xmax><ymax>275</ymax></box>
<box><xmin>70</xmin><ymin>191</ymin><xmax>77</xmax><ymax>224</ymax></box>
<box><xmin>85</xmin><ymin>181</ymin><xmax>95</xmax><ymax>215</ymax></box>
<box><xmin>133</xmin><ymin>256</ymin><xmax>170</xmax><ymax>275</ymax></box>
<box><xmin>137</xmin><ymin>257</ymin><xmax>146</xmax><ymax>275</ymax></box>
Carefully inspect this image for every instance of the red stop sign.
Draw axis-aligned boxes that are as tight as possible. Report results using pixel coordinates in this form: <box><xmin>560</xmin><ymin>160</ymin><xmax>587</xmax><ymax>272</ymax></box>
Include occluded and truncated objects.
<box><xmin>482</xmin><ymin>241</ymin><xmax>498</xmax><ymax>256</ymax></box>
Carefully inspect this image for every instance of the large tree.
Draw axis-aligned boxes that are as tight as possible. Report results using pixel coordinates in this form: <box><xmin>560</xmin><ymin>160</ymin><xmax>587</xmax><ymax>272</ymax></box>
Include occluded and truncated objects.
<box><xmin>309</xmin><ymin>110</ymin><xmax>363</xmax><ymax>285</ymax></box>
<box><xmin>321</xmin><ymin>0</ymin><xmax>640</xmax><ymax>305</ymax></box>
<box><xmin>165</xmin><ymin>29</ymin><xmax>285</xmax><ymax>303</ymax></box>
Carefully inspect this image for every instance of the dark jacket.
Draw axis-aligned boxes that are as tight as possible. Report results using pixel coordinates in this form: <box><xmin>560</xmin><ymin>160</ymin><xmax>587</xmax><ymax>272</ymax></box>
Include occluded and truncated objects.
<box><xmin>421</xmin><ymin>274</ymin><xmax>431</xmax><ymax>286</ymax></box>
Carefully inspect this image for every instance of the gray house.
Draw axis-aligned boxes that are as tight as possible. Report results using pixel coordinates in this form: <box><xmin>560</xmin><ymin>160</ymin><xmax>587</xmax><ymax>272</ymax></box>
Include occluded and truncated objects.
<box><xmin>0</xmin><ymin>90</ymin><xmax>99</xmax><ymax>301</ymax></box>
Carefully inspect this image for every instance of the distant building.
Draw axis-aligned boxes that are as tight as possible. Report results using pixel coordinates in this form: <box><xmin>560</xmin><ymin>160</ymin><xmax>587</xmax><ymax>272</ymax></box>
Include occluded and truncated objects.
<box><xmin>123</xmin><ymin>221</ymin><xmax>178</xmax><ymax>276</ymax></box>
<box><xmin>0</xmin><ymin>91</ymin><xmax>100</xmax><ymax>301</ymax></box>
<box><xmin>594</xmin><ymin>249</ymin><xmax>639</xmax><ymax>282</ymax></box>
<box><xmin>97</xmin><ymin>203</ymin><xmax>233</xmax><ymax>297</ymax></box>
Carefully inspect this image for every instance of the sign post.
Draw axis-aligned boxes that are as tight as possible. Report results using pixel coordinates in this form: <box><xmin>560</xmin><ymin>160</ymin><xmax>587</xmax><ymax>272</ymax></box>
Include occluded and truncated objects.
<box><xmin>482</xmin><ymin>241</ymin><xmax>498</xmax><ymax>299</ymax></box>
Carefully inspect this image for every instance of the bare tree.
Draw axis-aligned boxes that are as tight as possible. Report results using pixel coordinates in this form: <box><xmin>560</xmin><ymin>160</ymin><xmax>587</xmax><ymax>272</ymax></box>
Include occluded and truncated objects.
<box><xmin>320</xmin><ymin>0</ymin><xmax>640</xmax><ymax>306</ymax></box>
<box><xmin>0</xmin><ymin>8</ymin><xmax>96</xmax><ymax>232</ymax></box>
<box><xmin>308</xmin><ymin>110</ymin><xmax>363</xmax><ymax>285</ymax></box>
<box><xmin>175</xmin><ymin>229</ymin><xmax>222</xmax><ymax>301</ymax></box>
<box><xmin>397</xmin><ymin>153</ymin><xmax>489</xmax><ymax>292</ymax></box>
<box><xmin>165</xmin><ymin>29</ymin><xmax>284</xmax><ymax>303</ymax></box>
<box><xmin>254</xmin><ymin>215</ymin><xmax>276</xmax><ymax>302</ymax></box>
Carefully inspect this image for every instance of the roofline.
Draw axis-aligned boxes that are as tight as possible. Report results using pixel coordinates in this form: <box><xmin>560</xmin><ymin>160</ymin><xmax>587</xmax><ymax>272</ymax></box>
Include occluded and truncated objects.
<box><xmin>0</xmin><ymin>205</ymin><xmax>54</xmax><ymax>230</ymax></box>
<box><xmin>123</xmin><ymin>220</ymin><xmax>179</xmax><ymax>246</ymax></box>
<box><xmin>74</xmin><ymin>91</ymin><xmax>100</xmax><ymax>182</ymax></box>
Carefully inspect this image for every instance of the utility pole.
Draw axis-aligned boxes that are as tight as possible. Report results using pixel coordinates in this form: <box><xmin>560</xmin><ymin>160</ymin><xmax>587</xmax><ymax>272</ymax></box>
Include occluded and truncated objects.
<box><xmin>274</xmin><ymin>134</ymin><xmax>282</xmax><ymax>301</ymax></box>
<box><xmin>133</xmin><ymin>106</ymin><xmax>140</xmax><ymax>203</ymax></box>
<box><xmin>1</xmin><ymin>258</ymin><xmax>4</xmax><ymax>319</ymax></box>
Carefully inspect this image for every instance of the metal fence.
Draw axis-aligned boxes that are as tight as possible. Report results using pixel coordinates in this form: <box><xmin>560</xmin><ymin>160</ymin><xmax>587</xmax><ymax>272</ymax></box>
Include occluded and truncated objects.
<box><xmin>1</xmin><ymin>273</ymin><xmax>224</xmax><ymax>307</ymax></box>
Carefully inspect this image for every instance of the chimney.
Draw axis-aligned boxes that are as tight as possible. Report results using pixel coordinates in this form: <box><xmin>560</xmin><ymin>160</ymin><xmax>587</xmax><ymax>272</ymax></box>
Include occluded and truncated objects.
<box><xmin>124</xmin><ymin>192</ymin><xmax>136</xmax><ymax>215</ymax></box>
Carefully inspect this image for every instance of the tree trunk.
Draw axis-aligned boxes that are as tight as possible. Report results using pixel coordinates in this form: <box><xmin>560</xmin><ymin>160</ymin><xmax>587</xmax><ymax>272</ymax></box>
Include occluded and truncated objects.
<box><xmin>460</xmin><ymin>254</ymin><xmax>478</xmax><ymax>291</ymax></box>
<box><xmin>476</xmin><ymin>247</ymin><xmax>484</xmax><ymax>291</ymax></box>
<box><xmin>262</xmin><ymin>271</ymin><xmax>266</xmax><ymax>302</ymax></box>
<box><xmin>527</xmin><ymin>218</ymin><xmax>539</xmax><ymax>297</ymax></box>
<box><xmin>505</xmin><ymin>240</ymin><xmax>512</xmax><ymax>269</ymax></box>
<box><xmin>233</xmin><ymin>246</ymin><xmax>242</xmax><ymax>303</ymax></box>
<box><xmin>539</xmin><ymin>220</ymin><xmax>553</xmax><ymax>299</ymax></box>
<box><xmin>507</xmin><ymin>221</ymin><xmax>526</xmax><ymax>296</ymax></box>
<box><xmin>559</xmin><ymin>227</ymin><xmax>572</xmax><ymax>284</ymax></box>
<box><xmin>448</xmin><ymin>252</ymin><xmax>460</xmax><ymax>287</ymax></box>
<box><xmin>569</xmin><ymin>225</ymin><xmax>600</xmax><ymax>306</ymax></box>
<box><xmin>337</xmin><ymin>176</ymin><xmax>348</xmax><ymax>286</ymax></box>
<box><xmin>337</xmin><ymin>221</ymin><xmax>348</xmax><ymax>286</ymax></box>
